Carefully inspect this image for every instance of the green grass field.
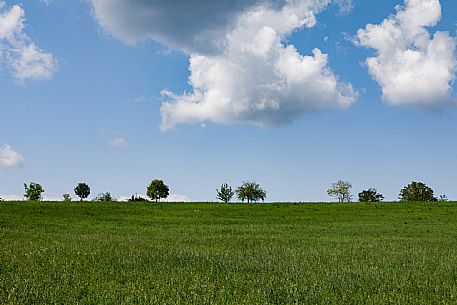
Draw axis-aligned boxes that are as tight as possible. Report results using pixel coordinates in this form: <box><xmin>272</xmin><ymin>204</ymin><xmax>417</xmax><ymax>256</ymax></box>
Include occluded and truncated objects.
<box><xmin>1</xmin><ymin>201</ymin><xmax>457</xmax><ymax>304</ymax></box>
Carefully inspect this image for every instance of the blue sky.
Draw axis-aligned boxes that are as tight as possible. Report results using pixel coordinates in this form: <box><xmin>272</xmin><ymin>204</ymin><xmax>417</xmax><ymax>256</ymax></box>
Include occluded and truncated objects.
<box><xmin>1</xmin><ymin>0</ymin><xmax>456</xmax><ymax>202</ymax></box>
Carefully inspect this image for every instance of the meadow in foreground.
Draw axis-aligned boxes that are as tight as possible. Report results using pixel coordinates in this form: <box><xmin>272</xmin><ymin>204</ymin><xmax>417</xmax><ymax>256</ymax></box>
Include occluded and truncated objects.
<box><xmin>1</xmin><ymin>201</ymin><xmax>457</xmax><ymax>304</ymax></box>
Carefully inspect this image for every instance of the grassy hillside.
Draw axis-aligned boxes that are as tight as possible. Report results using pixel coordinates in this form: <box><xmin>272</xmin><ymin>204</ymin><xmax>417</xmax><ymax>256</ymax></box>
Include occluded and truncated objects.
<box><xmin>1</xmin><ymin>201</ymin><xmax>457</xmax><ymax>304</ymax></box>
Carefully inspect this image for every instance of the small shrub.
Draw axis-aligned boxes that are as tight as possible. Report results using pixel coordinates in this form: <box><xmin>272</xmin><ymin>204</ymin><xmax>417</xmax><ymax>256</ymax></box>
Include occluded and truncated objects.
<box><xmin>93</xmin><ymin>192</ymin><xmax>115</xmax><ymax>202</ymax></box>
<box><xmin>358</xmin><ymin>188</ymin><xmax>384</xmax><ymax>202</ymax></box>
<box><xmin>127</xmin><ymin>195</ymin><xmax>149</xmax><ymax>202</ymax></box>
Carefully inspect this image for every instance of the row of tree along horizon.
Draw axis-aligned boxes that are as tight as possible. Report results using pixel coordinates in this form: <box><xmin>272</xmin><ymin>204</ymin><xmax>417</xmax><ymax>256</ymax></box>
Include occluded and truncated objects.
<box><xmin>3</xmin><ymin>180</ymin><xmax>448</xmax><ymax>203</ymax></box>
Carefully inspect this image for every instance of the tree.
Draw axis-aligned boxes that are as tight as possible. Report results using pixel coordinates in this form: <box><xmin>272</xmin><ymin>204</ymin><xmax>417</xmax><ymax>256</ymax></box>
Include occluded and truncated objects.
<box><xmin>327</xmin><ymin>180</ymin><xmax>352</xmax><ymax>202</ymax></box>
<box><xmin>93</xmin><ymin>192</ymin><xmax>115</xmax><ymax>202</ymax></box>
<box><xmin>74</xmin><ymin>183</ymin><xmax>90</xmax><ymax>201</ymax></box>
<box><xmin>236</xmin><ymin>182</ymin><xmax>266</xmax><ymax>203</ymax></box>
<box><xmin>24</xmin><ymin>182</ymin><xmax>45</xmax><ymax>201</ymax></box>
<box><xmin>358</xmin><ymin>188</ymin><xmax>384</xmax><ymax>202</ymax></box>
<box><xmin>63</xmin><ymin>194</ymin><xmax>72</xmax><ymax>202</ymax></box>
<box><xmin>399</xmin><ymin>181</ymin><xmax>437</xmax><ymax>202</ymax></box>
<box><xmin>217</xmin><ymin>183</ymin><xmax>234</xmax><ymax>203</ymax></box>
<box><xmin>146</xmin><ymin>179</ymin><xmax>169</xmax><ymax>202</ymax></box>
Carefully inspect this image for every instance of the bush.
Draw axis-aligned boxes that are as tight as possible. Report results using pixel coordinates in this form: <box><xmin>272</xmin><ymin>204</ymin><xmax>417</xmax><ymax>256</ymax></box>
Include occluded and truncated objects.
<box><xmin>127</xmin><ymin>195</ymin><xmax>148</xmax><ymax>202</ymax></box>
<box><xmin>358</xmin><ymin>188</ymin><xmax>384</xmax><ymax>202</ymax></box>
<box><xmin>93</xmin><ymin>192</ymin><xmax>115</xmax><ymax>202</ymax></box>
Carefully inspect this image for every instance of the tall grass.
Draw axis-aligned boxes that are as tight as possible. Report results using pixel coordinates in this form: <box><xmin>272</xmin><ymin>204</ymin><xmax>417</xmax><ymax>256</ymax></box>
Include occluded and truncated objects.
<box><xmin>1</xmin><ymin>201</ymin><xmax>457</xmax><ymax>304</ymax></box>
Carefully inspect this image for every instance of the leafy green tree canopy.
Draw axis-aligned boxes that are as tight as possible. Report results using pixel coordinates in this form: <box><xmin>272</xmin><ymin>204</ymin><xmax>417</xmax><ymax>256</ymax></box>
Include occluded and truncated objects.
<box><xmin>147</xmin><ymin>179</ymin><xmax>169</xmax><ymax>202</ymax></box>
<box><xmin>358</xmin><ymin>188</ymin><xmax>384</xmax><ymax>202</ymax></box>
<box><xmin>327</xmin><ymin>180</ymin><xmax>352</xmax><ymax>203</ymax></box>
<box><xmin>236</xmin><ymin>182</ymin><xmax>266</xmax><ymax>203</ymax></box>
<box><xmin>399</xmin><ymin>181</ymin><xmax>437</xmax><ymax>202</ymax></box>
<box><xmin>24</xmin><ymin>182</ymin><xmax>45</xmax><ymax>201</ymax></box>
<box><xmin>74</xmin><ymin>183</ymin><xmax>91</xmax><ymax>201</ymax></box>
<box><xmin>217</xmin><ymin>183</ymin><xmax>234</xmax><ymax>203</ymax></box>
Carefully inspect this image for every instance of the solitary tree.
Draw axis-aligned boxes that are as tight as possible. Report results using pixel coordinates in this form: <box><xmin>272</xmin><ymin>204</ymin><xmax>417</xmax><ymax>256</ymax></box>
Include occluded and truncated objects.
<box><xmin>327</xmin><ymin>180</ymin><xmax>352</xmax><ymax>202</ymax></box>
<box><xmin>217</xmin><ymin>183</ymin><xmax>234</xmax><ymax>203</ymax></box>
<box><xmin>74</xmin><ymin>183</ymin><xmax>91</xmax><ymax>201</ymax></box>
<box><xmin>24</xmin><ymin>182</ymin><xmax>45</xmax><ymax>201</ymax></box>
<box><xmin>93</xmin><ymin>192</ymin><xmax>114</xmax><ymax>202</ymax></box>
<box><xmin>399</xmin><ymin>181</ymin><xmax>437</xmax><ymax>202</ymax></box>
<box><xmin>358</xmin><ymin>188</ymin><xmax>384</xmax><ymax>202</ymax></box>
<box><xmin>236</xmin><ymin>182</ymin><xmax>266</xmax><ymax>203</ymax></box>
<box><xmin>147</xmin><ymin>179</ymin><xmax>169</xmax><ymax>202</ymax></box>
<box><xmin>63</xmin><ymin>194</ymin><xmax>72</xmax><ymax>202</ymax></box>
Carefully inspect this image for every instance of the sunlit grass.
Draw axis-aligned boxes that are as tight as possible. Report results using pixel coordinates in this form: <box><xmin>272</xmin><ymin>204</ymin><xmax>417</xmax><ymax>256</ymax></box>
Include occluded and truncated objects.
<box><xmin>1</xmin><ymin>201</ymin><xmax>457</xmax><ymax>304</ymax></box>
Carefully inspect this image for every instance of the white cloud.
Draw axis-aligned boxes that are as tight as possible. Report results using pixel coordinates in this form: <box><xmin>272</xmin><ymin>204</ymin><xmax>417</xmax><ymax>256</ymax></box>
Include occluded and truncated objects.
<box><xmin>123</xmin><ymin>95</ymin><xmax>146</xmax><ymax>106</ymax></box>
<box><xmin>0</xmin><ymin>144</ymin><xmax>24</xmax><ymax>167</ymax></box>
<box><xmin>42</xmin><ymin>195</ymin><xmax>62</xmax><ymax>201</ymax></box>
<box><xmin>89</xmin><ymin>0</ymin><xmax>292</xmax><ymax>54</ymax></box>
<box><xmin>159</xmin><ymin>1</ymin><xmax>356</xmax><ymax>130</ymax></box>
<box><xmin>90</xmin><ymin>0</ymin><xmax>357</xmax><ymax>130</ymax></box>
<box><xmin>160</xmin><ymin>2</ymin><xmax>356</xmax><ymax>130</ymax></box>
<box><xmin>108</xmin><ymin>137</ymin><xmax>127</xmax><ymax>148</ymax></box>
<box><xmin>356</xmin><ymin>0</ymin><xmax>457</xmax><ymax>108</ymax></box>
<box><xmin>161</xmin><ymin>194</ymin><xmax>191</xmax><ymax>202</ymax></box>
<box><xmin>335</xmin><ymin>0</ymin><xmax>353</xmax><ymax>14</ymax></box>
<box><xmin>0</xmin><ymin>194</ymin><xmax>24</xmax><ymax>201</ymax></box>
<box><xmin>0</xmin><ymin>3</ymin><xmax>57</xmax><ymax>80</ymax></box>
<box><xmin>0</xmin><ymin>194</ymin><xmax>62</xmax><ymax>201</ymax></box>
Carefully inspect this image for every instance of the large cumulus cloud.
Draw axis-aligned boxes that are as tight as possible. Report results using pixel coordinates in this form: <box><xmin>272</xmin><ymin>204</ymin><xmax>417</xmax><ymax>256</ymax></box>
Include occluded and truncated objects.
<box><xmin>90</xmin><ymin>0</ymin><xmax>357</xmax><ymax>129</ymax></box>
<box><xmin>90</xmin><ymin>0</ymin><xmax>291</xmax><ymax>54</ymax></box>
<box><xmin>356</xmin><ymin>0</ymin><xmax>457</xmax><ymax>108</ymax></box>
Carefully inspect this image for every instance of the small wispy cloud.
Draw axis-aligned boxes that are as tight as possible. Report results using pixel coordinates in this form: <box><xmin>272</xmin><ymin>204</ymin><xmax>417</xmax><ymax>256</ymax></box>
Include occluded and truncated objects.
<box><xmin>0</xmin><ymin>144</ymin><xmax>24</xmax><ymax>167</ymax></box>
<box><xmin>335</xmin><ymin>0</ymin><xmax>353</xmax><ymax>15</ymax></box>
<box><xmin>108</xmin><ymin>137</ymin><xmax>127</xmax><ymax>148</ymax></box>
<box><xmin>123</xmin><ymin>95</ymin><xmax>146</xmax><ymax>106</ymax></box>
